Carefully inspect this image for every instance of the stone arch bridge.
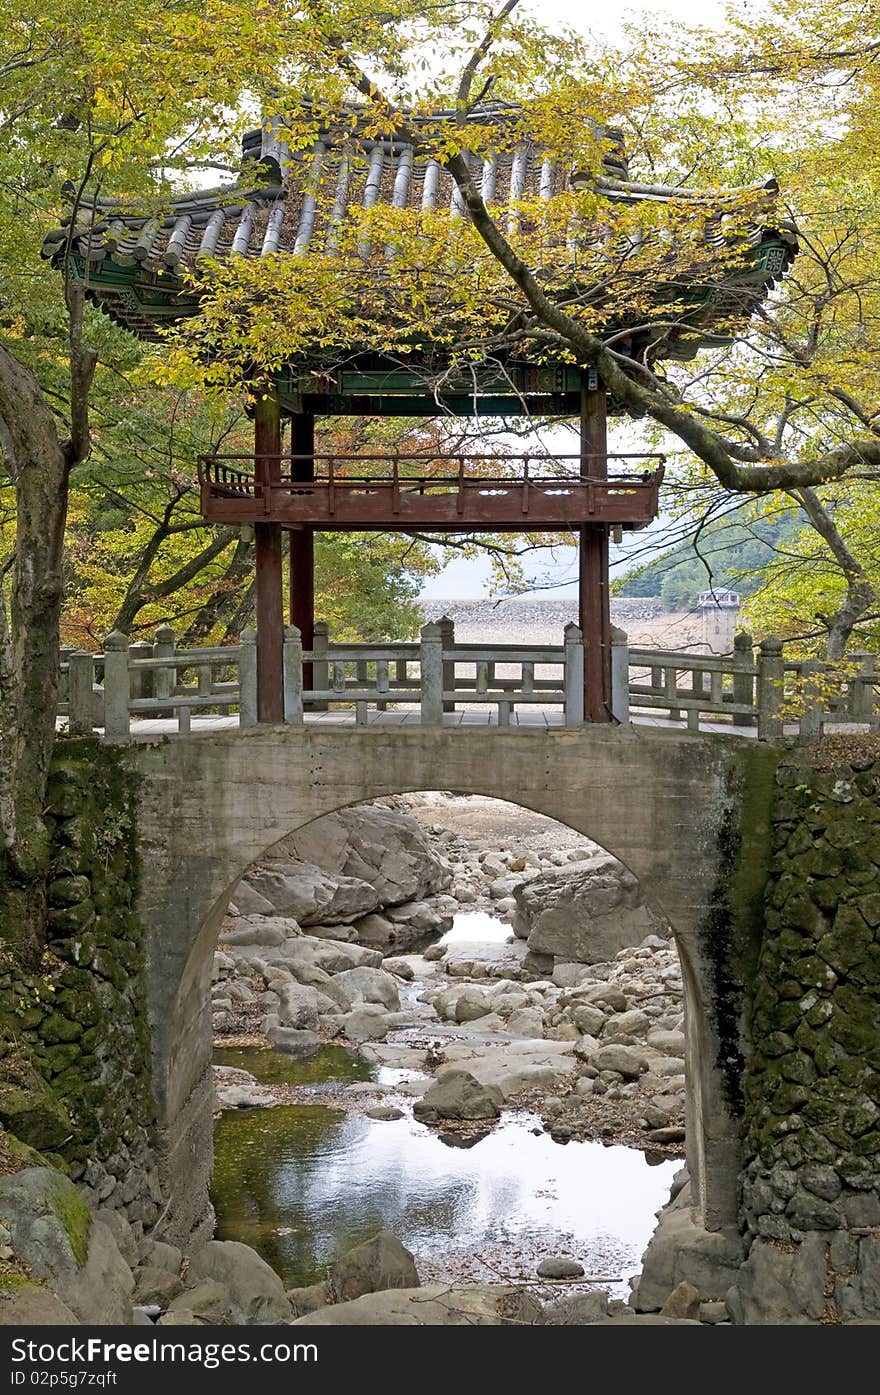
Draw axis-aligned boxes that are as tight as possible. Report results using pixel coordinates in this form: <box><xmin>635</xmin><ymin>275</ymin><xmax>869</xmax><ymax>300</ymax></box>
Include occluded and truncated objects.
<box><xmin>127</xmin><ymin>722</ymin><xmax>778</xmax><ymax>1247</ymax></box>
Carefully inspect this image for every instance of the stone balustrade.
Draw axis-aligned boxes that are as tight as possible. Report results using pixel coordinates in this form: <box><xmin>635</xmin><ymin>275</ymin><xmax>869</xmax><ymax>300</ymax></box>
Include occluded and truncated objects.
<box><xmin>61</xmin><ymin>621</ymin><xmax>880</xmax><ymax>744</ymax></box>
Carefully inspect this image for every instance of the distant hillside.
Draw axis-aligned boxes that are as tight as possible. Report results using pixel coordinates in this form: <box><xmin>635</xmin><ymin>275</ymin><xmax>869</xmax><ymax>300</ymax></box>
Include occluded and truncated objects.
<box><xmin>617</xmin><ymin>512</ymin><xmax>796</xmax><ymax>610</ymax></box>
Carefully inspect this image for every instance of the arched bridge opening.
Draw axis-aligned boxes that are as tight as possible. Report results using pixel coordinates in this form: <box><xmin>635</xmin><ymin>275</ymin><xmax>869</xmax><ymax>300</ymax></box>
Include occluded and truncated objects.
<box><xmin>125</xmin><ymin>723</ymin><xmax>778</xmax><ymax>1247</ymax></box>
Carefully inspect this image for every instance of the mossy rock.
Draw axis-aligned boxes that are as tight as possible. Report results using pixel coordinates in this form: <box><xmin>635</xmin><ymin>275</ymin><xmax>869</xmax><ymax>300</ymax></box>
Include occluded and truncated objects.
<box><xmin>775</xmin><ymin>926</ymin><xmax>809</xmax><ymax>958</ymax></box>
<box><xmin>13</xmin><ymin>1006</ymin><xmax>44</xmax><ymax>1031</ymax></box>
<box><xmin>772</xmin><ymin>1081</ymin><xmax>810</xmax><ymax>1113</ymax></box>
<box><xmin>837</xmin><ymin>1056</ymin><xmax>871</xmax><ymax>1089</ymax></box>
<box><xmin>65</xmin><ymin>932</ymin><xmax>96</xmax><ymax>967</ymax></box>
<box><xmin>39</xmin><ymin>1043</ymin><xmax>83</xmax><ymax>1075</ymax></box>
<box><xmin>778</xmin><ymin>978</ymin><xmax>804</xmax><ymax>1001</ymax></box>
<box><xmin>46</xmin><ymin>759</ymin><xmax>92</xmax><ymax>792</ymax></box>
<box><xmin>44</xmin><ymin>784</ymin><xmax>85</xmax><ymax>819</ymax></box>
<box><xmin>53</xmin><ymin>987</ymin><xmax>100</xmax><ymax>1027</ymax></box>
<box><xmin>762</xmin><ymin>1031</ymin><xmax>796</xmax><ymax>1058</ymax></box>
<box><xmin>37</xmin><ymin>1012</ymin><xmax>83</xmax><ymax>1045</ymax></box>
<box><xmin>813</xmin><ymin>1038</ymin><xmax>844</xmax><ymax>1076</ymax></box>
<box><xmin>773</xmin><ymin>1001</ymin><xmax>805</xmax><ymax>1032</ymax></box>
<box><xmin>780</xmin><ymin>895</ymin><xmax>825</xmax><ymax>936</ymax></box>
<box><xmin>55</xmin><ymin>817</ymin><xmax>97</xmax><ymax>862</ymax></box>
<box><xmin>48</xmin><ymin>1066</ymin><xmax>89</xmax><ymax>1100</ymax></box>
<box><xmin>793</xmin><ymin>954</ymin><xmax>838</xmax><ymax>987</ymax></box>
<box><xmin>828</xmin><ymin>1007</ymin><xmax>878</xmax><ymax>1057</ymax></box>
<box><xmin>798</xmin><ymin>1129</ymin><xmax>837</xmax><ymax>1164</ymax></box>
<box><xmin>804</xmin><ymin>998</ymin><xmax>833</xmax><ymax>1028</ymax></box>
<box><xmin>834</xmin><ymin>981</ymin><xmax>877</xmax><ymax>1023</ymax></box>
<box><xmin>0</xmin><ymin>1167</ymin><xmax>118</xmax><ymax>1320</ymax></box>
<box><xmin>48</xmin><ymin>876</ymin><xmax>92</xmax><ymax>909</ymax></box>
<box><xmin>3</xmin><ymin>1131</ymin><xmax>49</xmax><ymax>1170</ymax></box>
<box><xmin>837</xmin><ymin>1154</ymin><xmax>876</xmax><ymax>1186</ymax></box>
<box><xmin>842</xmin><ymin>1103</ymin><xmax>880</xmax><ymax>1138</ymax></box>
<box><xmin>812</xmin><ymin>876</ymin><xmax>850</xmax><ymax>912</ymax></box>
<box><xmin>91</xmin><ymin>957</ymin><xmax>128</xmax><ymax>993</ymax></box>
<box><xmin>780</xmin><ymin>1051</ymin><xmax>817</xmax><ymax>1086</ymax></box>
<box><xmin>51</xmin><ymin>847</ymin><xmax>91</xmax><ymax>878</ymax></box>
<box><xmin>785</xmin><ymin>825</ymin><xmax>815</xmax><ymax>856</ymax></box>
<box><xmin>0</xmin><ymin>1071</ymin><xmax>72</xmax><ymax>1150</ymax></box>
<box><xmin>47</xmin><ymin>901</ymin><xmax>95</xmax><ymax>936</ymax></box>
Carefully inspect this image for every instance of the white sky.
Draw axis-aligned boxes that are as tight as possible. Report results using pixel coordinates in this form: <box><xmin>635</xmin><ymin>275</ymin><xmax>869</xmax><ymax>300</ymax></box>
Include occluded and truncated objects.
<box><xmin>531</xmin><ymin>0</ymin><xmax>729</xmax><ymax>36</ymax></box>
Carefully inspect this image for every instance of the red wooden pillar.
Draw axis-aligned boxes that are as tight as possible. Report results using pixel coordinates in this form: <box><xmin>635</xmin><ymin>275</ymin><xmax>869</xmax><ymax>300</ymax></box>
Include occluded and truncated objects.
<box><xmin>254</xmin><ymin>391</ymin><xmax>284</xmax><ymax>723</ymax></box>
<box><xmin>580</xmin><ymin>375</ymin><xmax>612</xmax><ymax>722</ymax></box>
<box><xmin>290</xmin><ymin>413</ymin><xmax>315</xmax><ymax>691</ymax></box>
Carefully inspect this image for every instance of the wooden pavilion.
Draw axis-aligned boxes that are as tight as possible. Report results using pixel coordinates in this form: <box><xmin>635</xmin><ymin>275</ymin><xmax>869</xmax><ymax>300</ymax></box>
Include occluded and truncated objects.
<box><xmin>44</xmin><ymin>102</ymin><xmax>796</xmax><ymax>723</ymax></box>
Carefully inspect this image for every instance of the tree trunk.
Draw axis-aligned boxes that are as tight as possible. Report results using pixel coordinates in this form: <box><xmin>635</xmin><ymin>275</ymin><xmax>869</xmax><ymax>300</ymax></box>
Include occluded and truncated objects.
<box><xmin>795</xmin><ymin>486</ymin><xmax>874</xmax><ymax>660</ymax></box>
<box><xmin>0</xmin><ymin>347</ymin><xmax>75</xmax><ymax>964</ymax></box>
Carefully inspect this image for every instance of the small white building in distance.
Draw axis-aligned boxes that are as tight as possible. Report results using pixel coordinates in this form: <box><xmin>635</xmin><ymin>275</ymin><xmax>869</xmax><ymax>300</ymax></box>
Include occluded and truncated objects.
<box><xmin>699</xmin><ymin>588</ymin><xmax>741</xmax><ymax>654</ymax></box>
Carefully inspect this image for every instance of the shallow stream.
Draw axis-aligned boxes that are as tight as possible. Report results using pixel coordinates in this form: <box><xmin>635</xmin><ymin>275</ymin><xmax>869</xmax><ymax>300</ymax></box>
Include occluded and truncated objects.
<box><xmin>211</xmin><ymin>1045</ymin><xmax>676</xmax><ymax>1297</ymax></box>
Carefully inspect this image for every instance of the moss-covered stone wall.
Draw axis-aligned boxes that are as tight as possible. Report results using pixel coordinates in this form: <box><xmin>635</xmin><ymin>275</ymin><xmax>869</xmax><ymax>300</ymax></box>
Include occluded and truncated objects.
<box><xmin>0</xmin><ymin>738</ymin><xmax>160</xmax><ymax>1226</ymax></box>
<box><xmin>737</xmin><ymin>743</ymin><xmax>880</xmax><ymax>1321</ymax></box>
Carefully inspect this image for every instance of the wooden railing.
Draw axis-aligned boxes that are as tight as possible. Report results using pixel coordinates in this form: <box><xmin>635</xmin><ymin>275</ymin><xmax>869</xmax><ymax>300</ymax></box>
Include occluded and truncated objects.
<box><xmin>197</xmin><ymin>451</ymin><xmax>665</xmax><ymax>530</ymax></box>
<box><xmin>62</xmin><ymin>621</ymin><xmax>880</xmax><ymax>743</ymax></box>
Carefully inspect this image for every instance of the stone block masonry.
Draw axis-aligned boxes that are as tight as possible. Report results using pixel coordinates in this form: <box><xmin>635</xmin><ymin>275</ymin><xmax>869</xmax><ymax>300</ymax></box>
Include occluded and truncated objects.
<box><xmin>0</xmin><ymin>739</ymin><xmax>160</xmax><ymax>1227</ymax></box>
<box><xmin>736</xmin><ymin>743</ymin><xmax>880</xmax><ymax>1322</ymax></box>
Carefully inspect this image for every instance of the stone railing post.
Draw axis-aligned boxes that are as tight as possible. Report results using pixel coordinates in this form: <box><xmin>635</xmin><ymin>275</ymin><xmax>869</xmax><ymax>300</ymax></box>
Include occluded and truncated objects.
<box><xmin>283</xmin><ymin>625</ymin><xmax>304</xmax><ymax>725</ymax></box>
<box><xmin>238</xmin><ymin>629</ymin><xmax>257</xmax><ymax>728</ymax></box>
<box><xmin>59</xmin><ymin>646</ymin><xmax>72</xmax><ymax>711</ymax></box>
<box><xmin>103</xmin><ymin>630</ymin><xmax>131</xmax><ymax>742</ymax></box>
<box><xmin>757</xmin><ymin>637</ymin><xmax>784</xmax><ymax>741</ymax></box>
<box><xmin>564</xmin><ymin>622</ymin><xmax>585</xmax><ymax>728</ymax></box>
<box><xmin>610</xmin><ymin>625</ymin><xmax>630</xmax><ymax>724</ymax></box>
<box><xmin>420</xmin><ymin>621</ymin><xmax>444</xmax><ymax>725</ymax></box>
<box><xmin>153</xmin><ymin>623</ymin><xmax>176</xmax><ymax>717</ymax></box>
<box><xmin>311</xmin><ymin>620</ymin><xmax>329</xmax><ymax>712</ymax></box>
<box><xmin>438</xmin><ymin>614</ymin><xmax>456</xmax><ymax>714</ymax></box>
<box><xmin>68</xmin><ymin>651</ymin><xmax>96</xmax><ymax>735</ymax></box>
<box><xmin>128</xmin><ymin>640</ymin><xmax>153</xmax><ymax>702</ymax></box>
<box><xmin>733</xmin><ymin>630</ymin><xmax>755</xmax><ymax>726</ymax></box>
<box><xmin>798</xmin><ymin>658</ymin><xmax>825</xmax><ymax>747</ymax></box>
<box><xmin>849</xmin><ymin>650</ymin><xmax>875</xmax><ymax>724</ymax></box>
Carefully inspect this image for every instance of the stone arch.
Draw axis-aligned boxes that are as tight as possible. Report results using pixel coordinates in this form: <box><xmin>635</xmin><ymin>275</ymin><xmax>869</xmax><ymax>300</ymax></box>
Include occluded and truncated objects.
<box><xmin>128</xmin><ymin>724</ymin><xmax>776</xmax><ymax>1245</ymax></box>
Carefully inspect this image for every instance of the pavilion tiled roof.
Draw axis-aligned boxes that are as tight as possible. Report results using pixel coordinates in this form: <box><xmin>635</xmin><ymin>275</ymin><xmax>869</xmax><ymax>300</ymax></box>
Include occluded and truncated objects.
<box><xmin>42</xmin><ymin>101</ymin><xmax>797</xmax><ymax>358</ymax></box>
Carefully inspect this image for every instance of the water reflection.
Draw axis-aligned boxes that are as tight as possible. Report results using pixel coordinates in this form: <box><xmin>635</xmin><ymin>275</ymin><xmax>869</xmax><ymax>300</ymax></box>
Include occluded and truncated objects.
<box><xmin>213</xmin><ymin>1044</ymin><xmax>373</xmax><ymax>1088</ymax></box>
<box><xmin>438</xmin><ymin>910</ymin><xmax>513</xmax><ymax>946</ymax></box>
<box><xmin>211</xmin><ymin>1106</ymin><xmax>677</xmax><ymax>1294</ymax></box>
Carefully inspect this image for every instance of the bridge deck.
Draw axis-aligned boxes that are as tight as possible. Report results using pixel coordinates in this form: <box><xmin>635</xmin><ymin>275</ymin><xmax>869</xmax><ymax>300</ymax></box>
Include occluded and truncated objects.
<box><xmin>87</xmin><ymin>709</ymin><xmax>768</xmax><ymax>740</ymax></box>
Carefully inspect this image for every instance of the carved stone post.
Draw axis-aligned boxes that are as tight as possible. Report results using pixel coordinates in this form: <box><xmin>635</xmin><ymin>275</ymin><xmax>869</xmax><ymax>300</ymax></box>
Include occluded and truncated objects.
<box><xmin>610</xmin><ymin>625</ymin><xmax>630</xmax><ymax>724</ymax></box>
<box><xmin>757</xmin><ymin>637</ymin><xmax>784</xmax><ymax>741</ymax></box>
<box><xmin>283</xmin><ymin>625</ymin><xmax>304</xmax><ymax>725</ymax></box>
<box><xmin>733</xmin><ymin>630</ymin><xmax>755</xmax><ymax>726</ymax></box>
<box><xmin>68</xmin><ymin>651</ymin><xmax>96</xmax><ymax>735</ymax></box>
<box><xmin>564</xmin><ymin>622</ymin><xmax>585</xmax><ymax>728</ymax></box>
<box><xmin>311</xmin><ymin>620</ymin><xmax>329</xmax><ymax>712</ymax></box>
<box><xmin>420</xmin><ymin>622</ymin><xmax>444</xmax><ymax>725</ymax></box>
<box><xmin>128</xmin><ymin>640</ymin><xmax>153</xmax><ymax>703</ymax></box>
<box><xmin>103</xmin><ymin>630</ymin><xmax>131</xmax><ymax>742</ymax></box>
<box><xmin>438</xmin><ymin>615</ymin><xmax>455</xmax><ymax>714</ymax></box>
<box><xmin>153</xmin><ymin>623</ymin><xmax>175</xmax><ymax>718</ymax></box>
<box><xmin>849</xmin><ymin>651</ymin><xmax>875</xmax><ymax>724</ymax></box>
<box><xmin>238</xmin><ymin>629</ymin><xmax>258</xmax><ymax>728</ymax></box>
<box><xmin>798</xmin><ymin>658</ymin><xmax>825</xmax><ymax>747</ymax></box>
